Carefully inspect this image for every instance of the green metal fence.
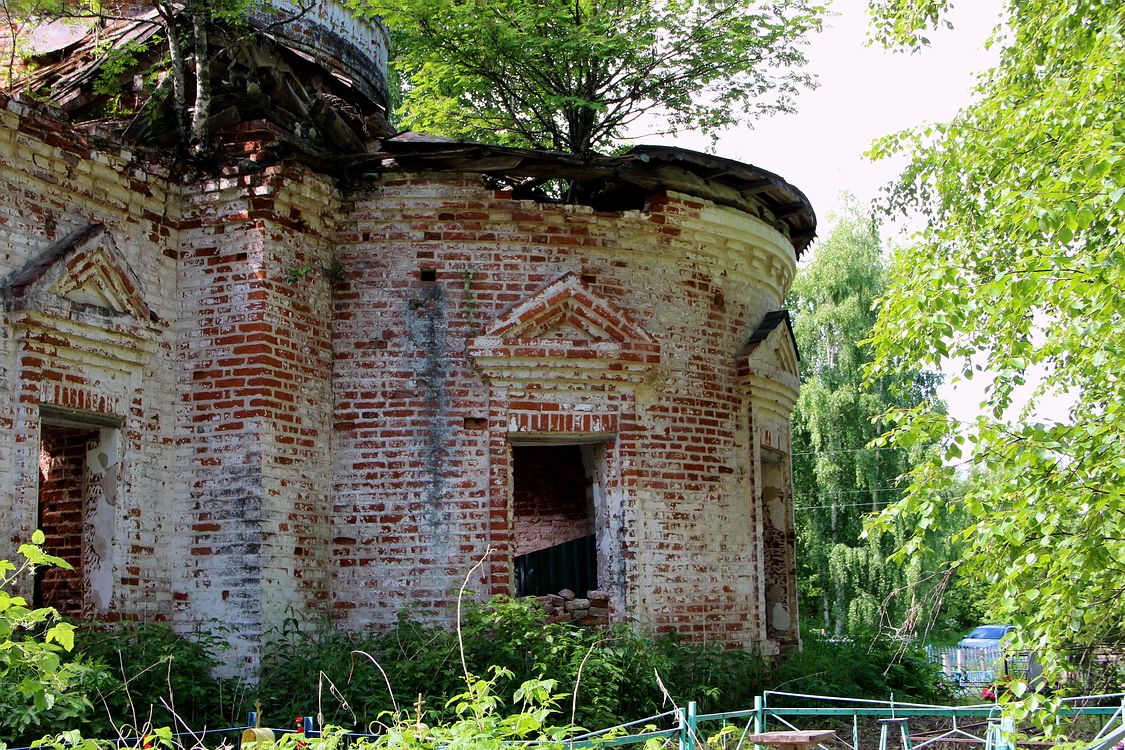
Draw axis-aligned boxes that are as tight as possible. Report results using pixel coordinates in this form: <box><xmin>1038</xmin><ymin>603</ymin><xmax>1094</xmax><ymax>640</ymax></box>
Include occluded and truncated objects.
<box><xmin>563</xmin><ymin>692</ymin><xmax>1125</xmax><ymax>750</ymax></box>
<box><xmin>690</xmin><ymin>691</ymin><xmax>1123</xmax><ymax>750</ymax></box>
<box><xmin>13</xmin><ymin>692</ymin><xmax>1120</xmax><ymax>750</ymax></box>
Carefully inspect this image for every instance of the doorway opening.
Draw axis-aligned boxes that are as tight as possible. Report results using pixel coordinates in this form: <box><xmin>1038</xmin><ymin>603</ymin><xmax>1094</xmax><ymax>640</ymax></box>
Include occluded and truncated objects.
<box><xmin>511</xmin><ymin>443</ymin><xmax>602</xmax><ymax>597</ymax></box>
<box><xmin>35</xmin><ymin>408</ymin><xmax>121</xmax><ymax>617</ymax></box>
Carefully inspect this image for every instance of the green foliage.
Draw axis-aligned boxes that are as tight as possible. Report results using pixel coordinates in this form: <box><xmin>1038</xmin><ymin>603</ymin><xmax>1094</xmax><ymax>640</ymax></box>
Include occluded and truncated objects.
<box><xmin>371</xmin><ymin>669</ymin><xmax>574</xmax><ymax>750</ymax></box>
<box><xmin>354</xmin><ymin>0</ymin><xmax>824</xmax><ymax>154</ymax></box>
<box><xmin>865</xmin><ymin>0</ymin><xmax>1125</xmax><ymax>713</ymax></box>
<box><xmin>90</xmin><ymin>35</ymin><xmax>165</xmax><ymax>117</ymax></box>
<box><xmin>865</xmin><ymin>0</ymin><xmax>953</xmax><ymax>48</ymax></box>
<box><xmin>91</xmin><ymin>38</ymin><xmax>156</xmax><ymax>98</ymax></box>
<box><xmin>182</xmin><ymin>0</ymin><xmax>258</xmax><ymax>28</ymax></box>
<box><xmin>0</xmin><ymin>565</ymin><xmax>239</xmax><ymax>746</ymax></box>
<box><xmin>266</xmin><ymin>671</ymin><xmax>575</xmax><ymax>750</ymax></box>
<box><xmin>0</xmin><ymin>0</ymin><xmax>97</xmax><ymax>19</ymax></box>
<box><xmin>69</xmin><ymin>620</ymin><xmax>242</xmax><ymax>737</ymax></box>
<box><xmin>7</xmin><ymin>618</ymin><xmax>238</xmax><ymax>745</ymax></box>
<box><xmin>28</xmin><ymin>726</ymin><xmax>173</xmax><ymax>750</ymax></box>
<box><xmin>787</xmin><ymin>199</ymin><xmax>977</xmax><ymax>639</ymax></box>
<box><xmin>0</xmin><ymin>1</ymin><xmax>98</xmax><ymax>87</ymax></box>
<box><xmin>257</xmin><ymin>599</ymin><xmax>684</xmax><ymax>731</ymax></box>
<box><xmin>259</xmin><ymin>596</ymin><xmax>951</xmax><ymax>735</ymax></box>
<box><xmin>772</xmin><ymin>632</ymin><xmax>954</xmax><ymax>705</ymax></box>
<box><xmin>0</xmin><ymin>531</ymin><xmax>104</xmax><ymax>748</ymax></box>
<box><xmin>285</xmin><ymin>259</ymin><xmax>346</xmax><ymax>287</ymax></box>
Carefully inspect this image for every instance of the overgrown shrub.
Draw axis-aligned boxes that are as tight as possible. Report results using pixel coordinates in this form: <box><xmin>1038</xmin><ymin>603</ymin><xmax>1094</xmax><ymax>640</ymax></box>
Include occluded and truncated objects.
<box><xmin>4</xmin><ymin>618</ymin><xmax>241</xmax><ymax>745</ymax></box>
<box><xmin>6</xmin><ymin>566</ymin><xmax>951</xmax><ymax>746</ymax></box>
<box><xmin>772</xmin><ymin>631</ymin><xmax>955</xmax><ymax>704</ymax></box>
<box><xmin>264</xmin><ymin>669</ymin><xmax>577</xmax><ymax>750</ymax></box>
<box><xmin>0</xmin><ymin>533</ymin><xmax>102</xmax><ymax>748</ymax></box>
<box><xmin>70</xmin><ymin>620</ymin><xmax>246</xmax><ymax>738</ymax></box>
<box><xmin>258</xmin><ymin>598</ymin><xmax>705</xmax><ymax>730</ymax></box>
<box><xmin>258</xmin><ymin>597</ymin><xmax>951</xmax><ymax>733</ymax></box>
<box><xmin>1</xmin><ymin>534</ymin><xmax>243</xmax><ymax>747</ymax></box>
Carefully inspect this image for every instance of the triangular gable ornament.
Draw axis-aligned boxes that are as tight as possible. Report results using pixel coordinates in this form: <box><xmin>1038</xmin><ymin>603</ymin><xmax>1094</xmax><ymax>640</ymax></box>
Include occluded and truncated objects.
<box><xmin>737</xmin><ymin>310</ymin><xmax>800</xmax><ymax>422</ymax></box>
<box><xmin>1</xmin><ymin>224</ymin><xmax>157</xmax><ymax>323</ymax></box>
<box><xmin>737</xmin><ymin>310</ymin><xmax>799</xmax><ymax>382</ymax></box>
<box><xmin>479</xmin><ymin>272</ymin><xmax>656</xmax><ymax>346</ymax></box>
<box><xmin>468</xmin><ymin>273</ymin><xmax>660</xmax><ymax>384</ymax></box>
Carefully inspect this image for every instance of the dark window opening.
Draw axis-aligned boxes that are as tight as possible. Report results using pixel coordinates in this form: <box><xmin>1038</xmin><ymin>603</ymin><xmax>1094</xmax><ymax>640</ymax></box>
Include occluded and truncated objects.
<box><xmin>34</xmin><ymin>409</ymin><xmax>121</xmax><ymax>618</ymax></box>
<box><xmin>35</xmin><ymin>424</ymin><xmax>98</xmax><ymax>616</ymax></box>
<box><xmin>420</xmin><ymin>268</ymin><xmax>437</xmax><ymax>282</ymax></box>
<box><xmin>511</xmin><ymin>444</ymin><xmax>599</xmax><ymax>597</ymax></box>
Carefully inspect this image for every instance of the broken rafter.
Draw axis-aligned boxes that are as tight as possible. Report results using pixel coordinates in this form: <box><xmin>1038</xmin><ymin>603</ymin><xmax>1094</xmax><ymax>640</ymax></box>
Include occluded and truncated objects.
<box><xmin>771</xmin><ymin>203</ymin><xmax>808</xmax><ymax>220</ymax></box>
<box><xmin>15</xmin><ymin>10</ymin><xmax>393</xmax><ymax>151</ymax></box>
<box><xmin>11</xmin><ymin>13</ymin><xmax>815</xmax><ymax>254</ymax></box>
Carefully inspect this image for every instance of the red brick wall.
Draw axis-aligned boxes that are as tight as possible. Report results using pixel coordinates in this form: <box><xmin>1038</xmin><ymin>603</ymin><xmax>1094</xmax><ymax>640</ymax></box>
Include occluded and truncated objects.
<box><xmin>36</xmin><ymin>425</ymin><xmax>91</xmax><ymax>616</ymax></box>
<box><xmin>175</xmin><ymin>148</ymin><xmax>337</xmax><ymax>667</ymax></box>
<box><xmin>0</xmin><ymin>92</ymin><xmax>178</xmax><ymax>625</ymax></box>
<box><xmin>331</xmin><ymin>173</ymin><xmax>798</xmax><ymax>648</ymax></box>
<box><xmin>2</xmin><ymin>94</ymin><xmax>801</xmax><ymax>659</ymax></box>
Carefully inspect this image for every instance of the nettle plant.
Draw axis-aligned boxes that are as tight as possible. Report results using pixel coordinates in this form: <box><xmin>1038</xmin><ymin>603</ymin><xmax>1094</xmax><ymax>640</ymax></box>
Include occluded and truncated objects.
<box><xmin>0</xmin><ymin>532</ymin><xmax>88</xmax><ymax>745</ymax></box>
<box><xmin>0</xmin><ymin>532</ymin><xmax>180</xmax><ymax>750</ymax></box>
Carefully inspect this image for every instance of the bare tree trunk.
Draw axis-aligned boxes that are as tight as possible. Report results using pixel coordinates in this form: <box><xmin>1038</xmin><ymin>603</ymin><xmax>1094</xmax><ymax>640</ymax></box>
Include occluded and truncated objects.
<box><xmin>2</xmin><ymin>2</ymin><xmax>26</xmax><ymax>90</ymax></box>
<box><xmin>154</xmin><ymin>1</ymin><xmax>188</xmax><ymax>144</ymax></box>
<box><xmin>189</xmin><ymin>11</ymin><xmax>209</xmax><ymax>155</ymax></box>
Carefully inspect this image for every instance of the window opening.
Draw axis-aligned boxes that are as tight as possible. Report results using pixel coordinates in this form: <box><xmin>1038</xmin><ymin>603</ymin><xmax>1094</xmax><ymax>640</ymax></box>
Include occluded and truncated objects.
<box><xmin>35</xmin><ymin>410</ymin><xmax>121</xmax><ymax>617</ymax></box>
<box><xmin>511</xmin><ymin>444</ymin><xmax>599</xmax><ymax>597</ymax></box>
<box><xmin>761</xmin><ymin>447</ymin><xmax>796</xmax><ymax>644</ymax></box>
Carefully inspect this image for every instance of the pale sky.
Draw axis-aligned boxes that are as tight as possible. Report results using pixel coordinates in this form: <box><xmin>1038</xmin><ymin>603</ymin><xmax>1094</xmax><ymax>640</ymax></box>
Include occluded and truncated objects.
<box><xmin>635</xmin><ymin>0</ymin><xmax>1075</xmax><ymax>427</ymax></box>
<box><xmin>640</xmin><ymin>0</ymin><xmax>1004</xmax><ymax>223</ymax></box>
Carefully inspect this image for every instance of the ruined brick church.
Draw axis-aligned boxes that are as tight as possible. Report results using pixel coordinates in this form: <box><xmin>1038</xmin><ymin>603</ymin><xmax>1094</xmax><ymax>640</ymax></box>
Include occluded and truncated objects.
<box><xmin>0</xmin><ymin>1</ymin><xmax>813</xmax><ymax>668</ymax></box>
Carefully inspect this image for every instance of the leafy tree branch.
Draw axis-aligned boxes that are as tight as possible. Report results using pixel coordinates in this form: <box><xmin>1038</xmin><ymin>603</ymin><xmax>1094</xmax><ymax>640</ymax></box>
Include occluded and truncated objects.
<box><xmin>353</xmin><ymin>0</ymin><xmax>824</xmax><ymax>154</ymax></box>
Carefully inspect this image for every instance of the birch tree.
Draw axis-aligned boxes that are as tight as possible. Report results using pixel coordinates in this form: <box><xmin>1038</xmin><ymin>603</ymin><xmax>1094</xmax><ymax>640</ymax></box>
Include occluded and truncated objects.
<box><xmin>865</xmin><ymin>0</ymin><xmax>1125</xmax><ymax>703</ymax></box>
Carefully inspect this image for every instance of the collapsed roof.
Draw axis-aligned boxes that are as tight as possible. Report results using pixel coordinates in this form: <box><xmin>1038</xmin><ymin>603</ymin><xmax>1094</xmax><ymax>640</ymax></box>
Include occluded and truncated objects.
<box><xmin>12</xmin><ymin>8</ymin><xmax>395</xmax><ymax>150</ymax></box>
<box><xmin>368</xmin><ymin>136</ymin><xmax>816</xmax><ymax>253</ymax></box>
<box><xmin>8</xmin><ymin>10</ymin><xmax>815</xmax><ymax>254</ymax></box>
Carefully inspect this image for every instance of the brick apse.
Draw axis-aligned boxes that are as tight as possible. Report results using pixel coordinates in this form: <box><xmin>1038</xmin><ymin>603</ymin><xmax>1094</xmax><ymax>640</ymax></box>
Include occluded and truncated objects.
<box><xmin>0</xmin><ymin>2</ymin><xmax>813</xmax><ymax>669</ymax></box>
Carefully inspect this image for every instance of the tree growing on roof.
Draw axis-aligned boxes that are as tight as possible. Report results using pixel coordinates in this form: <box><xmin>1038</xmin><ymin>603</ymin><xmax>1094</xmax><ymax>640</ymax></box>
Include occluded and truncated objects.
<box><xmin>152</xmin><ymin>0</ymin><xmax>261</xmax><ymax>155</ymax></box>
<box><xmin>354</xmin><ymin>0</ymin><xmax>824</xmax><ymax>155</ymax></box>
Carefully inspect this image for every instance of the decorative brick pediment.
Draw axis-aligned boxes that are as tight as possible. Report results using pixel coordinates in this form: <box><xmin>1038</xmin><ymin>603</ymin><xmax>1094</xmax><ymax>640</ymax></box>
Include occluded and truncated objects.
<box><xmin>738</xmin><ymin>310</ymin><xmax>798</xmax><ymax>379</ymax></box>
<box><xmin>468</xmin><ymin>273</ymin><xmax>659</xmax><ymax>383</ymax></box>
<box><xmin>480</xmin><ymin>272</ymin><xmax>656</xmax><ymax>345</ymax></box>
<box><xmin>1</xmin><ymin>224</ymin><xmax>156</xmax><ymax>323</ymax></box>
<box><xmin>2</xmin><ymin>225</ymin><xmax>161</xmax><ymax>369</ymax></box>
<box><xmin>738</xmin><ymin>310</ymin><xmax>800</xmax><ymax>419</ymax></box>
